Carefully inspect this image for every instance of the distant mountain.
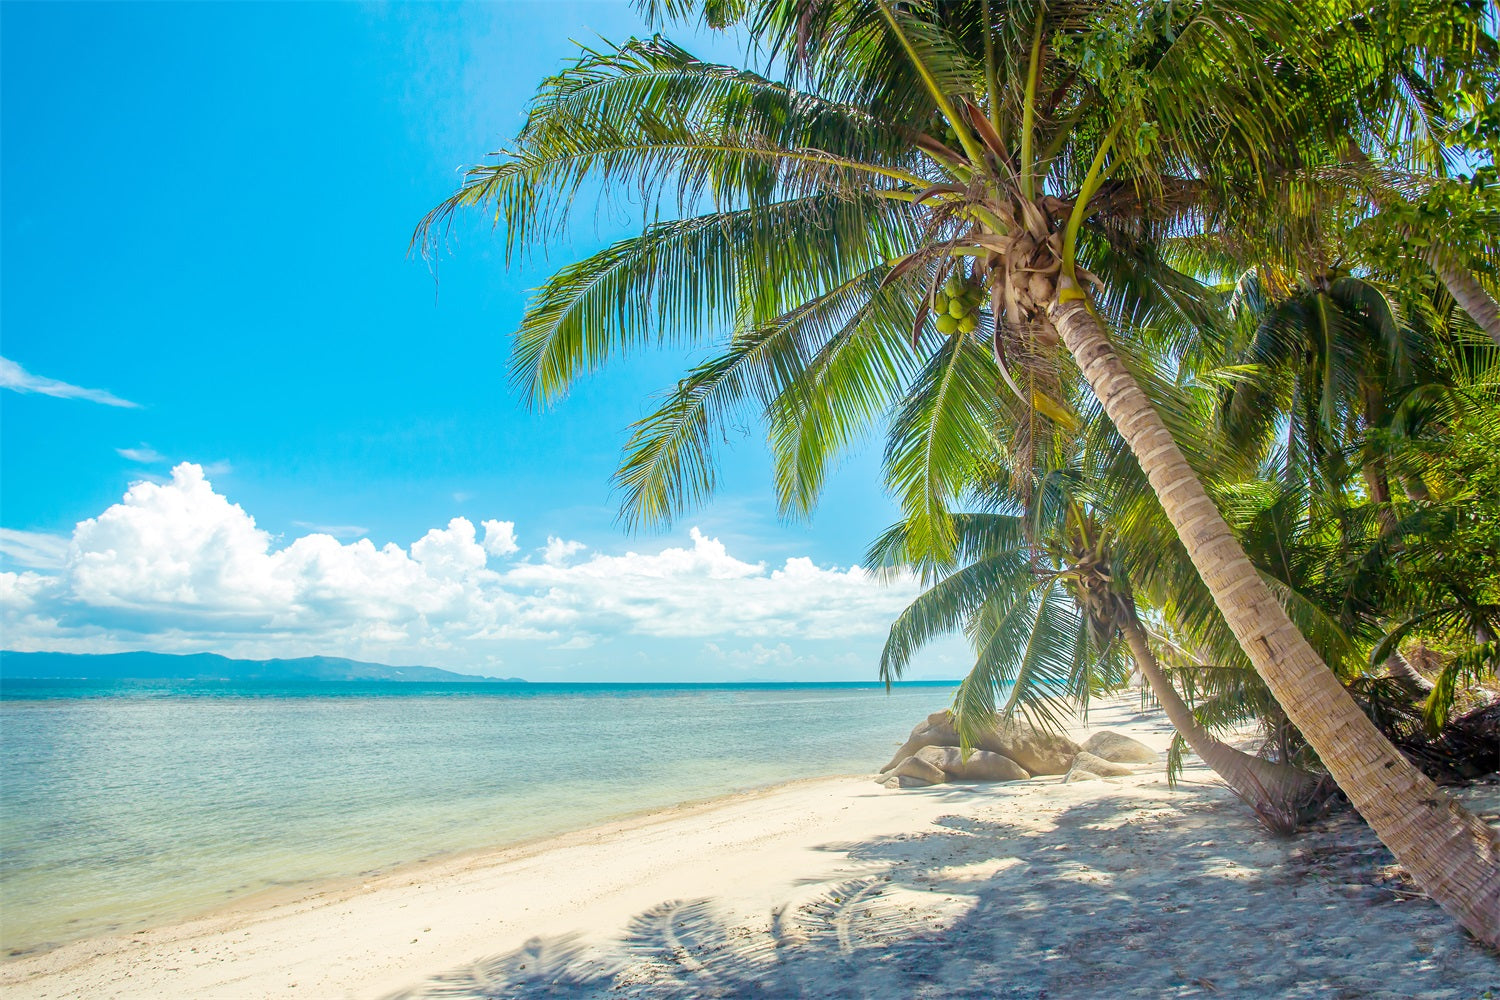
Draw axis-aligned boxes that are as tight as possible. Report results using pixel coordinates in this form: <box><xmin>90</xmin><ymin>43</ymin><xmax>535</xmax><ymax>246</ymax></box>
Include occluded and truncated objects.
<box><xmin>0</xmin><ymin>650</ymin><xmax>525</xmax><ymax>683</ymax></box>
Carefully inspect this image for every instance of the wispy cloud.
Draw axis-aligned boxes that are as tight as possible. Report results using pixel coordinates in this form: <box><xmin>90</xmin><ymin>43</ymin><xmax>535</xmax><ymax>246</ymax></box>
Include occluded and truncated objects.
<box><xmin>117</xmin><ymin>445</ymin><xmax>165</xmax><ymax>463</ymax></box>
<box><xmin>117</xmin><ymin>446</ymin><xmax>232</xmax><ymax>476</ymax></box>
<box><xmin>0</xmin><ymin>528</ymin><xmax>70</xmax><ymax>570</ymax></box>
<box><xmin>1</xmin><ymin>357</ymin><xmax>139</xmax><ymax>408</ymax></box>
<box><xmin>292</xmin><ymin>522</ymin><xmax>370</xmax><ymax>539</ymax></box>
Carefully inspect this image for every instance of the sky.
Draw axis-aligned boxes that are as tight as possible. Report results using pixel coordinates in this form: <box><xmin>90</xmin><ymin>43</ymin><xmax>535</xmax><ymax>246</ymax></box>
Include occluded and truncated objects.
<box><xmin>0</xmin><ymin>1</ymin><xmax>965</xmax><ymax>681</ymax></box>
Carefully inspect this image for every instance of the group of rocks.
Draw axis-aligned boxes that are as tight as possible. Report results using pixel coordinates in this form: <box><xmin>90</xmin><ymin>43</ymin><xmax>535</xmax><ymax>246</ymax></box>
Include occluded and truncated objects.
<box><xmin>877</xmin><ymin>710</ymin><xmax>1159</xmax><ymax>789</ymax></box>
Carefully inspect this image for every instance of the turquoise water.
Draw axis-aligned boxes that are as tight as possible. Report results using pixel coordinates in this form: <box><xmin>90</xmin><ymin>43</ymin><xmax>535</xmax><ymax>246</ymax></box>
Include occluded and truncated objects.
<box><xmin>0</xmin><ymin>680</ymin><xmax>953</xmax><ymax>955</ymax></box>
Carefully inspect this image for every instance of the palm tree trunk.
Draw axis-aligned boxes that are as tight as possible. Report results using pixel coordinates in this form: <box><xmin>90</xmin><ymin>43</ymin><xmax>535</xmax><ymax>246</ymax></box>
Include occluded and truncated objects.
<box><xmin>1362</xmin><ymin>463</ymin><xmax>1399</xmax><ymax>537</ymax></box>
<box><xmin>1119</xmin><ymin>606</ymin><xmax>1321</xmax><ymax>811</ymax></box>
<box><xmin>1433</xmin><ymin>251</ymin><xmax>1500</xmax><ymax>347</ymax></box>
<box><xmin>1051</xmin><ymin>286</ymin><xmax>1500</xmax><ymax>946</ymax></box>
<box><xmin>1385</xmin><ymin>651</ymin><xmax>1436</xmax><ymax>699</ymax></box>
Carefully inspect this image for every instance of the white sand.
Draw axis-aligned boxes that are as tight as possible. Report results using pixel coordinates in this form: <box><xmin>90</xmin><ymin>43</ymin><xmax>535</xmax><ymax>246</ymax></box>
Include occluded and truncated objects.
<box><xmin>3</xmin><ymin>696</ymin><xmax>1495</xmax><ymax>999</ymax></box>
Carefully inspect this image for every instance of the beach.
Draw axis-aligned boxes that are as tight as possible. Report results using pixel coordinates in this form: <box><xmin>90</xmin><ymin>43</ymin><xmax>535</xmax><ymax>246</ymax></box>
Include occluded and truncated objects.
<box><xmin>3</xmin><ymin>696</ymin><xmax>1496</xmax><ymax>999</ymax></box>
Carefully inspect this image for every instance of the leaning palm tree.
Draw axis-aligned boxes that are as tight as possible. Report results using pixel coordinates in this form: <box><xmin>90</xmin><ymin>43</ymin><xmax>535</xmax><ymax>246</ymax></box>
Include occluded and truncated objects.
<box><xmin>418</xmin><ymin>0</ymin><xmax>1500</xmax><ymax>941</ymax></box>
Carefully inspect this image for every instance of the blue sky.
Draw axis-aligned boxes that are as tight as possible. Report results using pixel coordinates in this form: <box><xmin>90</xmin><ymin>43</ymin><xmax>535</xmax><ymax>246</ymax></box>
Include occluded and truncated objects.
<box><xmin>1</xmin><ymin>2</ymin><xmax>964</xmax><ymax>680</ymax></box>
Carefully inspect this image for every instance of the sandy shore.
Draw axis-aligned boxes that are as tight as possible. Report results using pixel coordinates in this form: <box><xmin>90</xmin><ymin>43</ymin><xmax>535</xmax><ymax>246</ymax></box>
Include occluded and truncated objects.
<box><xmin>3</xmin><ymin>696</ymin><xmax>1496</xmax><ymax>999</ymax></box>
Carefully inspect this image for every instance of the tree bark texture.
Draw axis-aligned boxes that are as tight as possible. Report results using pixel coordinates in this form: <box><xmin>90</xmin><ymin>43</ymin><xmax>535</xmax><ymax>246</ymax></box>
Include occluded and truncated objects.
<box><xmin>1385</xmin><ymin>651</ymin><xmax>1436</xmax><ymax>698</ymax></box>
<box><xmin>1051</xmin><ymin>290</ymin><xmax>1500</xmax><ymax>946</ymax></box>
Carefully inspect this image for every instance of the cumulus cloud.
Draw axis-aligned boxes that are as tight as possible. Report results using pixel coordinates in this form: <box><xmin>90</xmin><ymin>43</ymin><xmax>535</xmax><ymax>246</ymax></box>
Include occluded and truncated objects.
<box><xmin>0</xmin><ymin>465</ymin><xmax>924</xmax><ymax>672</ymax></box>
<box><xmin>1</xmin><ymin>357</ymin><xmax>139</xmax><ymax>408</ymax></box>
<box><xmin>542</xmin><ymin>536</ymin><xmax>587</xmax><ymax>566</ymax></box>
<box><xmin>480</xmin><ymin>520</ymin><xmax>518</xmax><ymax>557</ymax></box>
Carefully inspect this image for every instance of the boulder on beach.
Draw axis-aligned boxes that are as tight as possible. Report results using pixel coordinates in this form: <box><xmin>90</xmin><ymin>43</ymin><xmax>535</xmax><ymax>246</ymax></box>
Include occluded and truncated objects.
<box><xmin>876</xmin><ymin>744</ymin><xmax>1032</xmax><ymax>787</ymax></box>
<box><xmin>1068</xmin><ymin>750</ymin><xmax>1135</xmax><ymax>777</ymax></box>
<box><xmin>975</xmin><ymin>719</ymin><xmax>1080</xmax><ymax>776</ymax></box>
<box><xmin>882</xmin><ymin>773</ymin><xmax>941</xmax><ymax>788</ymax></box>
<box><xmin>918</xmin><ymin>745</ymin><xmax>1031</xmax><ymax>782</ymax></box>
<box><xmin>886</xmin><ymin>750</ymin><xmax>948</xmax><ymax>787</ymax></box>
<box><xmin>881</xmin><ymin>711</ymin><xmax>1079</xmax><ymax>777</ymax></box>
<box><xmin>1080</xmin><ymin>731</ymin><xmax>1158</xmax><ymax>765</ymax></box>
<box><xmin>880</xmin><ymin>711</ymin><xmax>960</xmax><ymax>773</ymax></box>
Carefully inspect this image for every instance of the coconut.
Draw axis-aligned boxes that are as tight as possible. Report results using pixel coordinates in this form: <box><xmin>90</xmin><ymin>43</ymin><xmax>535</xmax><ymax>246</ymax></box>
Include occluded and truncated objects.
<box><xmin>957</xmin><ymin>315</ymin><xmax>978</xmax><ymax>334</ymax></box>
<box><xmin>934</xmin><ymin>291</ymin><xmax>950</xmax><ymax>313</ymax></box>
<box><xmin>936</xmin><ymin>314</ymin><xmax>959</xmax><ymax>334</ymax></box>
<box><xmin>948</xmin><ymin>299</ymin><xmax>967</xmax><ymax>319</ymax></box>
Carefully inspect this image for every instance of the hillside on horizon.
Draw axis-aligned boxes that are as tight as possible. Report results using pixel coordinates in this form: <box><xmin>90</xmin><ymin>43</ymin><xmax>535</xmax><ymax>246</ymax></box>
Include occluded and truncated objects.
<box><xmin>0</xmin><ymin>650</ymin><xmax>524</xmax><ymax>683</ymax></box>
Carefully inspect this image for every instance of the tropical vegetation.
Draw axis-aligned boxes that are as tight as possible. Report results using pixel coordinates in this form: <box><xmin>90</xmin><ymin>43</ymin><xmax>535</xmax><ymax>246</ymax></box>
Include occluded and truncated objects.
<box><xmin>418</xmin><ymin>0</ymin><xmax>1500</xmax><ymax>944</ymax></box>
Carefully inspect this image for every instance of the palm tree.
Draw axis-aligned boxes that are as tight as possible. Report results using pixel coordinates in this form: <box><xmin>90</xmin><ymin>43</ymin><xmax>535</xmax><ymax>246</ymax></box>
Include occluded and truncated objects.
<box><xmin>418</xmin><ymin>0</ymin><xmax>1500</xmax><ymax>941</ymax></box>
<box><xmin>1346</xmin><ymin>354</ymin><xmax>1500</xmax><ymax>730</ymax></box>
<box><xmin>1211</xmin><ymin>258</ymin><xmax>1500</xmax><ymax>727</ymax></box>
<box><xmin>872</xmin><ymin>460</ymin><xmax>1326</xmax><ymax>826</ymax></box>
<box><xmin>1218</xmin><ymin>268</ymin><xmax>1433</xmax><ymax>507</ymax></box>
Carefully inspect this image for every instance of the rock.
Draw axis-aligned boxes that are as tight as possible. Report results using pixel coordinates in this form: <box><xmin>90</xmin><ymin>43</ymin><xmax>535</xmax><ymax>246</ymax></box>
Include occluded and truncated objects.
<box><xmin>973</xmin><ymin>719</ymin><xmax>1080</xmax><ymax>776</ymax></box>
<box><xmin>1063</xmin><ymin>767</ymin><xmax>1104</xmax><ymax>783</ymax></box>
<box><xmin>881</xmin><ymin>710</ymin><xmax>1079</xmax><ymax>776</ymax></box>
<box><xmin>1081</xmin><ymin>731</ymin><xmax>1158</xmax><ymax>764</ymax></box>
<box><xmin>914</xmin><ymin>745</ymin><xmax>1030</xmax><ymax>782</ymax></box>
<box><xmin>1069</xmin><ymin>750</ymin><xmax>1134</xmax><ymax>777</ymax></box>
<box><xmin>887</xmin><ymin>752</ymin><xmax>947</xmax><ymax>787</ymax></box>
<box><xmin>880</xmin><ymin>773</ymin><xmax>938</xmax><ymax>789</ymax></box>
<box><xmin>880</xmin><ymin>712</ymin><xmax>960</xmax><ymax>772</ymax></box>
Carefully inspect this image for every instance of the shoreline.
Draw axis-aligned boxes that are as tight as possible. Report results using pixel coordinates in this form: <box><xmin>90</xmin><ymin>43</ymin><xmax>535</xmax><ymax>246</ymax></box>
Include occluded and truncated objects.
<box><xmin>2</xmin><ymin>772</ymin><xmax>869</xmax><ymax>964</ymax></box>
<box><xmin>4</xmin><ymin>696</ymin><xmax>1494</xmax><ymax>998</ymax></box>
<box><xmin>0</xmin><ymin>679</ymin><xmax>957</xmax><ymax>960</ymax></box>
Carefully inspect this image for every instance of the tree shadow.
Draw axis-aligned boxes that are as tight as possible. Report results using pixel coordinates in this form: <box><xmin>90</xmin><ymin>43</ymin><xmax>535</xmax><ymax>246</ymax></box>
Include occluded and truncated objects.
<box><xmin>389</xmin><ymin>784</ymin><xmax>1499</xmax><ymax>1000</ymax></box>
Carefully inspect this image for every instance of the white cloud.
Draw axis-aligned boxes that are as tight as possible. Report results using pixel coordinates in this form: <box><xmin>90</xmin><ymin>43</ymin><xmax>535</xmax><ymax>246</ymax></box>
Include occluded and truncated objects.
<box><xmin>480</xmin><ymin>519</ymin><xmax>518</xmax><ymax>557</ymax></box>
<box><xmin>411</xmin><ymin>517</ymin><xmax>490</xmax><ymax>579</ymax></box>
<box><xmin>506</xmin><ymin>527</ymin><xmax>914</xmax><ymax>642</ymax></box>
<box><xmin>0</xmin><ymin>465</ymin><xmax>925</xmax><ymax>673</ymax></box>
<box><xmin>117</xmin><ymin>445</ymin><xmax>166</xmax><ymax>463</ymax></box>
<box><xmin>542</xmin><ymin>536</ymin><xmax>587</xmax><ymax>566</ymax></box>
<box><xmin>1</xmin><ymin>357</ymin><xmax>139</xmax><ymax>408</ymax></box>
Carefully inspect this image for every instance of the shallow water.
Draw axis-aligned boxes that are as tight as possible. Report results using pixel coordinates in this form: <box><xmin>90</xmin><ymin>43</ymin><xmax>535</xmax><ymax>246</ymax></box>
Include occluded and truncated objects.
<box><xmin>0</xmin><ymin>680</ymin><xmax>953</xmax><ymax>954</ymax></box>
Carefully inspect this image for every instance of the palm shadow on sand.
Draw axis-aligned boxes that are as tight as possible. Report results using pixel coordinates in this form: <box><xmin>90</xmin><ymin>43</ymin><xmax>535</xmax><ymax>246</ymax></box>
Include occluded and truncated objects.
<box><xmin>388</xmin><ymin>783</ymin><xmax>1499</xmax><ymax>1000</ymax></box>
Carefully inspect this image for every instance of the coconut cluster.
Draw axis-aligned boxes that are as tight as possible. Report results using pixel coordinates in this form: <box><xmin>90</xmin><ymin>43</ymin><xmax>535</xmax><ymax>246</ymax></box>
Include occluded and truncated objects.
<box><xmin>933</xmin><ymin>272</ymin><xmax>985</xmax><ymax>335</ymax></box>
<box><xmin>931</xmin><ymin>111</ymin><xmax>958</xmax><ymax>147</ymax></box>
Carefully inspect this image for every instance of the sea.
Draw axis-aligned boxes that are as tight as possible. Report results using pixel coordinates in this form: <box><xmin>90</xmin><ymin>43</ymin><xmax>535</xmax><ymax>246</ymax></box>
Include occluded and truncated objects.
<box><xmin>0</xmin><ymin>679</ymin><xmax>955</xmax><ymax>956</ymax></box>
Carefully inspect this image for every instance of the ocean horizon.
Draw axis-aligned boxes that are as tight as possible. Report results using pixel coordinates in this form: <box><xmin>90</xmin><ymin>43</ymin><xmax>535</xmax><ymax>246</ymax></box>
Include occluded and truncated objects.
<box><xmin>1</xmin><ymin>678</ymin><xmax>957</xmax><ymax>956</ymax></box>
